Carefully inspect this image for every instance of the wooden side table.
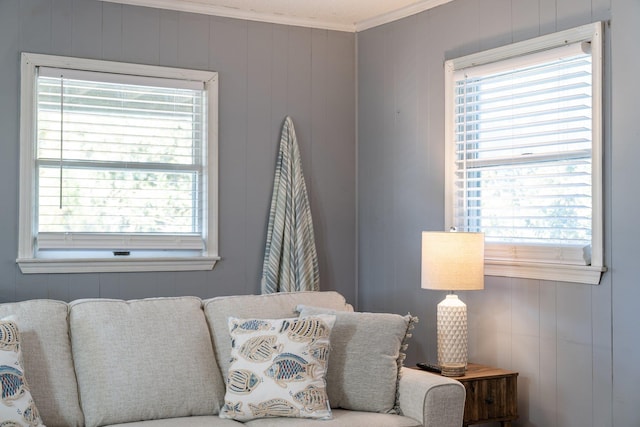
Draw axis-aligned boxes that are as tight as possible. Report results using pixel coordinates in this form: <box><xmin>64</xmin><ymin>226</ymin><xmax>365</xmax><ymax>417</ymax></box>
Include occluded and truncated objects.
<box><xmin>456</xmin><ymin>363</ymin><xmax>518</xmax><ymax>427</ymax></box>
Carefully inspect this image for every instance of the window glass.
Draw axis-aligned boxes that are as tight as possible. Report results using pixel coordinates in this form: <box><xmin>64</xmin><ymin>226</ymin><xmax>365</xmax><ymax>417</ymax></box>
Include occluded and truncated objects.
<box><xmin>36</xmin><ymin>73</ymin><xmax>204</xmax><ymax>236</ymax></box>
<box><xmin>452</xmin><ymin>50</ymin><xmax>592</xmax><ymax>246</ymax></box>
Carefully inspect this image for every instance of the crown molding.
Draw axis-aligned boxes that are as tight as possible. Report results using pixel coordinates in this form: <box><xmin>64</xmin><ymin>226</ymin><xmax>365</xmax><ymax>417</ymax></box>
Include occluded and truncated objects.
<box><xmin>355</xmin><ymin>0</ymin><xmax>453</xmax><ymax>31</ymax></box>
<box><xmin>102</xmin><ymin>0</ymin><xmax>454</xmax><ymax>33</ymax></box>
<box><xmin>101</xmin><ymin>0</ymin><xmax>355</xmax><ymax>32</ymax></box>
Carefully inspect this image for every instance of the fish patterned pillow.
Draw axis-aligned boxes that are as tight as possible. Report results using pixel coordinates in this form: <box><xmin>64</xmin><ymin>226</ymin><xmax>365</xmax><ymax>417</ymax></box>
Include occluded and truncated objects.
<box><xmin>0</xmin><ymin>320</ymin><xmax>44</xmax><ymax>427</ymax></box>
<box><xmin>219</xmin><ymin>314</ymin><xmax>336</xmax><ymax>422</ymax></box>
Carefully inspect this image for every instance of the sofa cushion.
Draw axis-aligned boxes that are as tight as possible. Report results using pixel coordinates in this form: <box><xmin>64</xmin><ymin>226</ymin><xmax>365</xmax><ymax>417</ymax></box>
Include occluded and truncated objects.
<box><xmin>297</xmin><ymin>306</ymin><xmax>417</xmax><ymax>414</ymax></box>
<box><xmin>69</xmin><ymin>297</ymin><xmax>225</xmax><ymax>427</ymax></box>
<box><xmin>220</xmin><ymin>315</ymin><xmax>335</xmax><ymax>422</ymax></box>
<box><xmin>244</xmin><ymin>409</ymin><xmax>422</xmax><ymax>427</ymax></box>
<box><xmin>203</xmin><ymin>291</ymin><xmax>353</xmax><ymax>381</ymax></box>
<box><xmin>0</xmin><ymin>299</ymin><xmax>84</xmax><ymax>427</ymax></box>
<box><xmin>105</xmin><ymin>415</ymin><xmax>244</xmax><ymax>426</ymax></box>
<box><xmin>0</xmin><ymin>320</ymin><xmax>45</xmax><ymax>426</ymax></box>
<box><xmin>103</xmin><ymin>411</ymin><xmax>421</xmax><ymax>427</ymax></box>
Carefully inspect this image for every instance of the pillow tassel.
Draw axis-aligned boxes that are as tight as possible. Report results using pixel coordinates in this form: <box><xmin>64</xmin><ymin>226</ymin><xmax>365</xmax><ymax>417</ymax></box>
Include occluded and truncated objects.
<box><xmin>393</xmin><ymin>314</ymin><xmax>419</xmax><ymax>415</ymax></box>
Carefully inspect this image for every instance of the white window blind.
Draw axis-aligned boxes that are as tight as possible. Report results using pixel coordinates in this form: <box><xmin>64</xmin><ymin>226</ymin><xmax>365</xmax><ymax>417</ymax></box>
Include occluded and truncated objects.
<box><xmin>444</xmin><ymin>22</ymin><xmax>605</xmax><ymax>284</ymax></box>
<box><xmin>452</xmin><ymin>43</ymin><xmax>592</xmax><ymax>247</ymax></box>
<box><xmin>35</xmin><ymin>68</ymin><xmax>206</xmax><ymax>251</ymax></box>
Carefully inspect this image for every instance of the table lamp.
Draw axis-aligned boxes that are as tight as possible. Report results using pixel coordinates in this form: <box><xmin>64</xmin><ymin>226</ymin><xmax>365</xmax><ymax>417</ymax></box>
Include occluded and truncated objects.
<box><xmin>421</xmin><ymin>230</ymin><xmax>484</xmax><ymax>377</ymax></box>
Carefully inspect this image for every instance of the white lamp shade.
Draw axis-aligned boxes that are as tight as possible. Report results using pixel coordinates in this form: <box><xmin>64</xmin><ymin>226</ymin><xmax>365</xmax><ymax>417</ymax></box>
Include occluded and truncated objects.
<box><xmin>421</xmin><ymin>231</ymin><xmax>485</xmax><ymax>291</ymax></box>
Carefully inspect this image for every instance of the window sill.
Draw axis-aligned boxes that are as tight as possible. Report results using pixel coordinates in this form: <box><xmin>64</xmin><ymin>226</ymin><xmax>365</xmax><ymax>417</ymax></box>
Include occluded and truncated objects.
<box><xmin>17</xmin><ymin>256</ymin><xmax>220</xmax><ymax>274</ymax></box>
<box><xmin>485</xmin><ymin>259</ymin><xmax>606</xmax><ymax>285</ymax></box>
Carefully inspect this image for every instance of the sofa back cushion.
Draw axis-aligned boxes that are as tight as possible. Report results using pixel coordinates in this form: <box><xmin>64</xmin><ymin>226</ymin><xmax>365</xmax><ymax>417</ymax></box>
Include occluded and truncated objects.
<box><xmin>297</xmin><ymin>306</ymin><xmax>417</xmax><ymax>414</ymax></box>
<box><xmin>0</xmin><ymin>300</ymin><xmax>84</xmax><ymax>427</ymax></box>
<box><xmin>69</xmin><ymin>297</ymin><xmax>225</xmax><ymax>427</ymax></box>
<box><xmin>203</xmin><ymin>291</ymin><xmax>353</xmax><ymax>381</ymax></box>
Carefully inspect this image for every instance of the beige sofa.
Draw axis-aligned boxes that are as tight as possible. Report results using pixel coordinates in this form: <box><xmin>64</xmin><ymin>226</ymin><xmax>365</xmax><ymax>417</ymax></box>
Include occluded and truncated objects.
<box><xmin>0</xmin><ymin>291</ymin><xmax>465</xmax><ymax>427</ymax></box>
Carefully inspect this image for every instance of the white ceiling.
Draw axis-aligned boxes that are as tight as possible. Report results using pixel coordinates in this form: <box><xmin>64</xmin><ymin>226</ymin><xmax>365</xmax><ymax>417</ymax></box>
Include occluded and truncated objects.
<box><xmin>102</xmin><ymin>0</ymin><xmax>453</xmax><ymax>32</ymax></box>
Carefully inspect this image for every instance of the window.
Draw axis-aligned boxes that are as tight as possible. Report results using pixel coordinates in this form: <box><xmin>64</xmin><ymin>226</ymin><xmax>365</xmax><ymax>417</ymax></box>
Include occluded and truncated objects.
<box><xmin>18</xmin><ymin>53</ymin><xmax>219</xmax><ymax>274</ymax></box>
<box><xmin>444</xmin><ymin>22</ymin><xmax>605</xmax><ymax>284</ymax></box>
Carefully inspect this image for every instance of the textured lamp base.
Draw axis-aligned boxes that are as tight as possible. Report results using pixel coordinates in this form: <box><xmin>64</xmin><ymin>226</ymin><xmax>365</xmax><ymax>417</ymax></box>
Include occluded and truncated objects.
<box><xmin>440</xmin><ymin>364</ymin><xmax>466</xmax><ymax>377</ymax></box>
<box><xmin>437</xmin><ymin>294</ymin><xmax>468</xmax><ymax>377</ymax></box>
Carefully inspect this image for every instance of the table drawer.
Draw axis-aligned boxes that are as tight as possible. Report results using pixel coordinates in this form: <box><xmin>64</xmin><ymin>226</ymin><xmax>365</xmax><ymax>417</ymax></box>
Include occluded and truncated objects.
<box><xmin>463</xmin><ymin>376</ymin><xmax>518</xmax><ymax>423</ymax></box>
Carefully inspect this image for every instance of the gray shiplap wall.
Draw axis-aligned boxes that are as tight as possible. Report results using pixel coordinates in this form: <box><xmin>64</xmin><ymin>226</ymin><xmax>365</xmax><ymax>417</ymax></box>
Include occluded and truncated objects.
<box><xmin>609</xmin><ymin>0</ymin><xmax>640</xmax><ymax>426</ymax></box>
<box><xmin>0</xmin><ymin>0</ymin><xmax>355</xmax><ymax>303</ymax></box>
<box><xmin>3</xmin><ymin>0</ymin><xmax>640</xmax><ymax>426</ymax></box>
<box><xmin>356</xmin><ymin>0</ymin><xmax>634</xmax><ymax>426</ymax></box>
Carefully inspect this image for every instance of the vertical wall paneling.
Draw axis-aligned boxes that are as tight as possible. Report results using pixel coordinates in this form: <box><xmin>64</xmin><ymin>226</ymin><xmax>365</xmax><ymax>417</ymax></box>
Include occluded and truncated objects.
<box><xmin>52</xmin><ymin>0</ymin><xmax>73</xmax><ymax>56</ymax></box>
<box><xmin>118</xmin><ymin>272</ymin><xmax>159</xmax><ymax>300</ymax></box>
<box><xmin>263</xmin><ymin>24</ymin><xmax>287</xmax><ymax>291</ymax></box>
<box><xmin>511</xmin><ymin>0</ymin><xmax>541</xmax><ymax>42</ymax></box>
<box><xmin>538</xmin><ymin>282</ymin><xmax>559</xmax><ymax>427</ymax></box>
<box><xmin>155</xmin><ymin>271</ymin><xmax>177</xmax><ymax>297</ymax></box>
<box><xmin>556</xmin><ymin>0</ymin><xmax>593</xmax><ymax>30</ymax></box>
<box><xmin>477</xmin><ymin>0</ymin><xmax>513</xmax><ymax>50</ymax></box>
<box><xmin>246</xmin><ymin>21</ymin><xmax>275</xmax><ymax>288</ymax></box>
<box><xmin>270</xmin><ymin>27</ymin><xmax>288</xmax><ymax>151</ymax></box>
<box><xmin>510</xmin><ymin>279</ymin><xmax>540</xmax><ymax>415</ymax></box>
<box><xmin>286</xmin><ymin>27</ymin><xmax>312</xmax><ymax>180</ymax></box>
<box><xmin>538</xmin><ymin>0</ymin><xmax>558</xmax><ymax>34</ymax></box>
<box><xmin>418</xmin><ymin>10</ymin><xmax>441</xmax><ymax>230</ymax></box>
<box><xmin>20</xmin><ymin>0</ymin><xmax>52</xmax><ymax>54</ymax></box>
<box><xmin>312</xmin><ymin>29</ymin><xmax>356</xmax><ymax>301</ymax></box>
<box><xmin>0</xmin><ymin>1</ymin><xmax>19</xmax><ymax>302</ymax></box>
<box><xmin>509</xmin><ymin>280</ymin><xmax>539</xmax><ymax>425</ymax></box>
<box><xmin>15</xmin><ymin>273</ymin><xmax>47</xmax><ymax>302</ymax></box>
<box><xmin>178</xmin><ymin>12</ymin><xmax>210</xmax><ymax>70</ymax></box>
<box><xmin>174</xmin><ymin>271</ymin><xmax>208</xmax><ymax>297</ymax></box>
<box><xmin>46</xmin><ymin>274</ymin><xmax>70</xmax><ymax>302</ymax></box>
<box><xmin>122</xmin><ymin>5</ymin><xmax>160</xmax><ymax>65</ymax></box>
<box><xmin>611</xmin><ymin>0</ymin><xmax>640</xmax><ymax>425</ymax></box>
<box><xmin>101</xmin><ymin>2</ymin><xmax>122</xmax><ymax>61</ymax></box>
<box><xmin>555</xmin><ymin>283</ymin><xmax>594</xmax><ymax>427</ymax></box>
<box><xmin>412</xmin><ymin>10</ymin><xmax>440</xmax><ymax>362</ymax></box>
<box><xmin>438</xmin><ymin>0</ymin><xmax>480</xmax><ymax>59</ymax></box>
<box><xmin>67</xmin><ymin>273</ymin><xmax>100</xmax><ymax>300</ymax></box>
<box><xmin>70</xmin><ymin>0</ymin><xmax>102</xmax><ymax>59</ymax></box>
<box><xmin>591</xmin><ymin>0</ymin><xmax>611</xmax><ymax>22</ymax></box>
<box><xmin>380</xmin><ymin>23</ymin><xmax>396</xmax><ymax>314</ymax></box>
<box><xmin>285</xmin><ymin>27</ymin><xmax>313</xmax><ymax>283</ymax></box>
<box><xmin>310</xmin><ymin>29</ymin><xmax>329</xmax><ymax>290</ymax></box>
<box><xmin>158</xmin><ymin>10</ymin><xmax>179</xmax><ymax>67</ymax></box>
<box><xmin>592</xmin><ymin>14</ymin><xmax>613</xmax><ymax>427</ymax></box>
<box><xmin>356</xmin><ymin>25</ymin><xmax>387</xmax><ymax>312</ymax></box>
<box><xmin>390</xmin><ymin>15</ymin><xmax>421</xmax><ymax>314</ymax></box>
<box><xmin>327</xmin><ymin>30</ymin><xmax>356</xmax><ymax>301</ymax></box>
<box><xmin>97</xmin><ymin>274</ymin><xmax>121</xmax><ymax>300</ymax></box>
<box><xmin>209</xmin><ymin>16</ymin><xmax>249</xmax><ymax>295</ymax></box>
<box><xmin>467</xmin><ymin>276</ymin><xmax>514</xmax><ymax>369</ymax></box>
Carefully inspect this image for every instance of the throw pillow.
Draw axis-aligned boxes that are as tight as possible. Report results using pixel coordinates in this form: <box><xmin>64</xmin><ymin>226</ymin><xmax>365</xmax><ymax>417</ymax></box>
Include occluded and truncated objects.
<box><xmin>0</xmin><ymin>320</ymin><xmax>44</xmax><ymax>427</ymax></box>
<box><xmin>296</xmin><ymin>305</ymin><xmax>418</xmax><ymax>414</ymax></box>
<box><xmin>220</xmin><ymin>314</ymin><xmax>336</xmax><ymax>422</ymax></box>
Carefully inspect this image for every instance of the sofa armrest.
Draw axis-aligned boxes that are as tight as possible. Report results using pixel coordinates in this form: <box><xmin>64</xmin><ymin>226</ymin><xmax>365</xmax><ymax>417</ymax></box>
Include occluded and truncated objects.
<box><xmin>397</xmin><ymin>367</ymin><xmax>466</xmax><ymax>427</ymax></box>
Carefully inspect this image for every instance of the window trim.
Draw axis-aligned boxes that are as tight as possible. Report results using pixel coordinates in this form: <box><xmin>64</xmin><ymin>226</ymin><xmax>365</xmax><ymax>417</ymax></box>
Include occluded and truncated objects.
<box><xmin>444</xmin><ymin>22</ymin><xmax>605</xmax><ymax>285</ymax></box>
<box><xmin>18</xmin><ymin>52</ymin><xmax>220</xmax><ymax>274</ymax></box>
